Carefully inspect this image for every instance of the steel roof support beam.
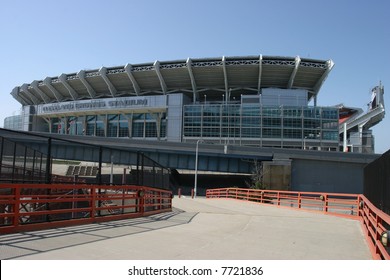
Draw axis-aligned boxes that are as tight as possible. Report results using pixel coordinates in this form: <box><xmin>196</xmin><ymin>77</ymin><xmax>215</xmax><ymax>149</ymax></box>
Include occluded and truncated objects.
<box><xmin>312</xmin><ymin>60</ymin><xmax>335</xmax><ymax>100</ymax></box>
<box><xmin>11</xmin><ymin>87</ymin><xmax>29</xmax><ymax>106</ymax></box>
<box><xmin>222</xmin><ymin>56</ymin><xmax>229</xmax><ymax>101</ymax></box>
<box><xmin>257</xmin><ymin>55</ymin><xmax>263</xmax><ymax>93</ymax></box>
<box><xmin>288</xmin><ymin>56</ymin><xmax>301</xmax><ymax>89</ymax></box>
<box><xmin>31</xmin><ymin>80</ymin><xmax>51</xmax><ymax>103</ymax></box>
<box><xmin>43</xmin><ymin>77</ymin><xmax>64</xmax><ymax>102</ymax></box>
<box><xmin>124</xmin><ymin>64</ymin><xmax>141</xmax><ymax>95</ymax></box>
<box><xmin>154</xmin><ymin>61</ymin><xmax>167</xmax><ymax>94</ymax></box>
<box><xmin>59</xmin><ymin>74</ymin><xmax>79</xmax><ymax>100</ymax></box>
<box><xmin>77</xmin><ymin>70</ymin><xmax>96</xmax><ymax>98</ymax></box>
<box><xmin>20</xmin><ymin>84</ymin><xmax>40</xmax><ymax>104</ymax></box>
<box><xmin>99</xmin><ymin>67</ymin><xmax>117</xmax><ymax>97</ymax></box>
<box><xmin>186</xmin><ymin>58</ymin><xmax>198</xmax><ymax>103</ymax></box>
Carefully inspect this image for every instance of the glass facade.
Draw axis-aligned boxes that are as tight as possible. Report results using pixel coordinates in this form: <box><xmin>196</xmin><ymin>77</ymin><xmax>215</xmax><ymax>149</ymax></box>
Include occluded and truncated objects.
<box><xmin>4</xmin><ymin>115</ymin><xmax>23</xmax><ymax>130</ymax></box>
<box><xmin>49</xmin><ymin>113</ymin><xmax>167</xmax><ymax>139</ymax></box>
<box><xmin>183</xmin><ymin>103</ymin><xmax>339</xmax><ymax>150</ymax></box>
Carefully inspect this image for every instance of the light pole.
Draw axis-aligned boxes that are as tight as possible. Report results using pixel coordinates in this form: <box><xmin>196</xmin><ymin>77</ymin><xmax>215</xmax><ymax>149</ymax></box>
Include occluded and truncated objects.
<box><xmin>110</xmin><ymin>154</ymin><xmax>114</xmax><ymax>186</ymax></box>
<box><xmin>194</xmin><ymin>139</ymin><xmax>203</xmax><ymax>198</ymax></box>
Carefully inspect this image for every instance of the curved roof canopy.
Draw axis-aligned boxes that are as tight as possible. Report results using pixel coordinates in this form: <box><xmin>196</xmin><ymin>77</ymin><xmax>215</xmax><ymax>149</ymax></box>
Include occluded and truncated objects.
<box><xmin>11</xmin><ymin>55</ymin><xmax>334</xmax><ymax>106</ymax></box>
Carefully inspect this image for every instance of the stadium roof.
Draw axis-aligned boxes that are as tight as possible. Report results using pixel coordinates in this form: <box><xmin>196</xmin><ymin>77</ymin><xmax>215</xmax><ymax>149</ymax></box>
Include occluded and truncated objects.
<box><xmin>11</xmin><ymin>55</ymin><xmax>334</xmax><ymax>106</ymax></box>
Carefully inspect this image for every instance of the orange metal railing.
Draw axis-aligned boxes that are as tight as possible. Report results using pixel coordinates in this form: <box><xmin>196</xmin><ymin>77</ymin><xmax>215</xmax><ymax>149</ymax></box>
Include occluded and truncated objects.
<box><xmin>0</xmin><ymin>183</ymin><xmax>172</xmax><ymax>234</ymax></box>
<box><xmin>358</xmin><ymin>195</ymin><xmax>390</xmax><ymax>260</ymax></box>
<box><xmin>206</xmin><ymin>187</ymin><xmax>390</xmax><ymax>260</ymax></box>
<box><xmin>206</xmin><ymin>188</ymin><xmax>360</xmax><ymax>217</ymax></box>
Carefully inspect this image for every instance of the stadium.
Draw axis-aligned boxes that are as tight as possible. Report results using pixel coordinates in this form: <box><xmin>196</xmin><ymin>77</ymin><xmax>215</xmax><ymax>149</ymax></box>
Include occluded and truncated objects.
<box><xmin>4</xmin><ymin>55</ymin><xmax>385</xmax><ymax>153</ymax></box>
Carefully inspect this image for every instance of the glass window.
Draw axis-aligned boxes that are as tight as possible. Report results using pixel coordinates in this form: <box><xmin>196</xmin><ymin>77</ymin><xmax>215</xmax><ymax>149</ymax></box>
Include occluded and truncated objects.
<box><xmin>242</xmin><ymin>105</ymin><xmax>260</xmax><ymax>116</ymax></box>
<box><xmin>283</xmin><ymin>129</ymin><xmax>302</xmax><ymax>139</ymax></box>
<box><xmin>107</xmin><ymin>122</ymin><xmax>118</xmax><ymax>137</ymax></box>
<box><xmin>86</xmin><ymin>123</ymin><xmax>94</xmax><ymax>136</ymax></box>
<box><xmin>96</xmin><ymin>122</ymin><xmax>105</xmax><ymax>137</ymax></box>
<box><xmin>304</xmin><ymin>129</ymin><xmax>321</xmax><ymax>139</ymax></box>
<box><xmin>283</xmin><ymin>118</ymin><xmax>302</xmax><ymax>128</ymax></box>
<box><xmin>118</xmin><ymin>121</ymin><xmax>129</xmax><ymax>137</ymax></box>
<box><xmin>51</xmin><ymin>117</ymin><xmax>61</xmax><ymax>134</ymax></box>
<box><xmin>263</xmin><ymin>107</ymin><xmax>281</xmax><ymax>117</ymax></box>
<box><xmin>242</xmin><ymin>127</ymin><xmax>260</xmax><ymax>138</ymax></box>
<box><xmin>322</xmin><ymin>120</ymin><xmax>338</xmax><ymax>129</ymax></box>
<box><xmin>304</xmin><ymin>119</ymin><xmax>321</xmax><ymax>129</ymax></box>
<box><xmin>107</xmin><ymin>114</ymin><xmax>118</xmax><ymax>137</ymax></box>
<box><xmin>160</xmin><ymin>120</ymin><xmax>167</xmax><ymax>138</ymax></box>
<box><xmin>97</xmin><ymin>115</ymin><xmax>105</xmax><ymax>121</ymax></box>
<box><xmin>76</xmin><ymin>122</ymin><xmax>84</xmax><ymax>135</ymax></box>
<box><xmin>133</xmin><ymin>113</ymin><xmax>144</xmax><ymax>121</ymax></box>
<box><xmin>145</xmin><ymin>122</ymin><xmax>157</xmax><ymax>137</ymax></box>
<box><xmin>323</xmin><ymin>131</ymin><xmax>338</xmax><ymax>140</ymax></box>
<box><xmin>132</xmin><ymin>122</ymin><xmax>144</xmax><ymax>137</ymax></box>
<box><xmin>263</xmin><ymin>128</ymin><xmax>281</xmax><ymax>138</ymax></box>
<box><xmin>322</xmin><ymin>108</ymin><xmax>338</xmax><ymax>119</ymax></box>
<box><xmin>108</xmin><ymin>114</ymin><xmax>119</xmax><ymax>121</ymax></box>
<box><xmin>263</xmin><ymin>118</ymin><xmax>281</xmax><ymax>127</ymax></box>
<box><xmin>284</xmin><ymin>108</ymin><xmax>302</xmax><ymax>117</ymax></box>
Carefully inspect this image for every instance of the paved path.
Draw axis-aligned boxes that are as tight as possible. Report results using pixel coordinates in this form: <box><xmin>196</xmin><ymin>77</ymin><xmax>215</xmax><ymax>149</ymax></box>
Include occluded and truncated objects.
<box><xmin>0</xmin><ymin>197</ymin><xmax>371</xmax><ymax>260</ymax></box>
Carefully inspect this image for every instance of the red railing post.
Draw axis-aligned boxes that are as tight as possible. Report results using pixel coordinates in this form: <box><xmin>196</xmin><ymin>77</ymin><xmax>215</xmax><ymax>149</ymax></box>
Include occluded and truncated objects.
<box><xmin>14</xmin><ymin>185</ymin><xmax>20</xmax><ymax>228</ymax></box>
<box><xmin>375</xmin><ymin>214</ymin><xmax>380</xmax><ymax>256</ymax></box>
<box><xmin>91</xmin><ymin>185</ymin><xmax>96</xmax><ymax>220</ymax></box>
<box><xmin>298</xmin><ymin>192</ymin><xmax>302</xmax><ymax>209</ymax></box>
<box><xmin>324</xmin><ymin>194</ymin><xmax>328</xmax><ymax>213</ymax></box>
<box><xmin>178</xmin><ymin>188</ymin><xmax>181</xmax><ymax>198</ymax></box>
<box><xmin>140</xmin><ymin>188</ymin><xmax>145</xmax><ymax>215</ymax></box>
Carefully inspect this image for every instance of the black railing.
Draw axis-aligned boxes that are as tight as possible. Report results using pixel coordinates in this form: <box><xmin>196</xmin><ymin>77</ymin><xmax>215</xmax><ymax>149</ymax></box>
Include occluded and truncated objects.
<box><xmin>364</xmin><ymin>149</ymin><xmax>390</xmax><ymax>215</ymax></box>
<box><xmin>0</xmin><ymin>136</ymin><xmax>49</xmax><ymax>183</ymax></box>
<box><xmin>0</xmin><ymin>129</ymin><xmax>172</xmax><ymax>191</ymax></box>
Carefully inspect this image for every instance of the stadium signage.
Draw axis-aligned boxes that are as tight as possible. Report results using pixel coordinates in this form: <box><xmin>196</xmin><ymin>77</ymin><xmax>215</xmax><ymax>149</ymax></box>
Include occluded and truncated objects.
<box><xmin>38</xmin><ymin>97</ymin><xmax>149</xmax><ymax>115</ymax></box>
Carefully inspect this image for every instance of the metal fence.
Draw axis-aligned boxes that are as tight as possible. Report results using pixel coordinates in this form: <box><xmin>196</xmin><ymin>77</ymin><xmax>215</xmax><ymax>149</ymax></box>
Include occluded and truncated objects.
<box><xmin>0</xmin><ymin>129</ymin><xmax>172</xmax><ymax>191</ymax></box>
<box><xmin>364</xmin><ymin>149</ymin><xmax>390</xmax><ymax>215</ymax></box>
<box><xmin>0</xmin><ymin>135</ymin><xmax>49</xmax><ymax>183</ymax></box>
<box><xmin>0</xmin><ymin>183</ymin><xmax>172</xmax><ymax>234</ymax></box>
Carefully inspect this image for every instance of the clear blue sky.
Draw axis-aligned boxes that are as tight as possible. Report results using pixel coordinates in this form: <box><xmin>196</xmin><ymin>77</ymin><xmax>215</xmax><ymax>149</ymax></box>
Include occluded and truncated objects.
<box><xmin>1</xmin><ymin>0</ymin><xmax>389</xmax><ymax>153</ymax></box>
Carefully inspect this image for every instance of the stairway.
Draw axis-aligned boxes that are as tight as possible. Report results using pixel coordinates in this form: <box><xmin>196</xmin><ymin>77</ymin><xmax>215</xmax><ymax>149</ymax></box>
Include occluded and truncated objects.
<box><xmin>65</xmin><ymin>165</ymin><xmax>99</xmax><ymax>176</ymax></box>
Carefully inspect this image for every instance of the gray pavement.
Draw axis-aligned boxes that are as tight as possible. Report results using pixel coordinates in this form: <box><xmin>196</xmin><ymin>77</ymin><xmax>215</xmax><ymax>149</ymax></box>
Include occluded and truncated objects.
<box><xmin>0</xmin><ymin>197</ymin><xmax>372</xmax><ymax>260</ymax></box>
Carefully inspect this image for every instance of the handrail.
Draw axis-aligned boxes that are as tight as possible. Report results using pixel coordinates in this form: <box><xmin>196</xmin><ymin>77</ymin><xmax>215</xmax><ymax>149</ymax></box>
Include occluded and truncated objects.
<box><xmin>0</xmin><ymin>183</ymin><xmax>172</xmax><ymax>234</ymax></box>
<box><xmin>206</xmin><ymin>187</ymin><xmax>390</xmax><ymax>260</ymax></box>
<box><xmin>207</xmin><ymin>188</ymin><xmax>359</xmax><ymax>217</ymax></box>
<box><xmin>358</xmin><ymin>195</ymin><xmax>390</xmax><ymax>260</ymax></box>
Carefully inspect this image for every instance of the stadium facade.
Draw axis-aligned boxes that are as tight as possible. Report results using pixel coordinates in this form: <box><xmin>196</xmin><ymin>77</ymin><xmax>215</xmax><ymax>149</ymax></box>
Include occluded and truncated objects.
<box><xmin>4</xmin><ymin>55</ymin><xmax>385</xmax><ymax>153</ymax></box>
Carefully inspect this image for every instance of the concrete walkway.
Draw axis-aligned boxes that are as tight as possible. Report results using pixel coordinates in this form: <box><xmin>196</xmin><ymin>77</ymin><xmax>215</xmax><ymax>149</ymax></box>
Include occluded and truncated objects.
<box><xmin>0</xmin><ymin>197</ymin><xmax>371</xmax><ymax>260</ymax></box>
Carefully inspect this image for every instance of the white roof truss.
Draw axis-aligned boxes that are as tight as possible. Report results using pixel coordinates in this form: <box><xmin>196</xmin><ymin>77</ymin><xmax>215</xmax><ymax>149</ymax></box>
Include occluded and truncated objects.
<box><xmin>257</xmin><ymin>55</ymin><xmax>263</xmax><ymax>93</ymax></box>
<box><xmin>288</xmin><ymin>56</ymin><xmax>301</xmax><ymax>89</ymax></box>
<box><xmin>313</xmin><ymin>60</ymin><xmax>335</xmax><ymax>96</ymax></box>
<box><xmin>154</xmin><ymin>61</ymin><xmax>167</xmax><ymax>94</ymax></box>
<box><xmin>124</xmin><ymin>64</ymin><xmax>141</xmax><ymax>95</ymax></box>
<box><xmin>43</xmin><ymin>77</ymin><xmax>64</xmax><ymax>102</ymax></box>
<box><xmin>20</xmin><ymin>83</ymin><xmax>40</xmax><ymax>104</ymax></box>
<box><xmin>186</xmin><ymin>58</ymin><xmax>198</xmax><ymax>102</ymax></box>
<box><xmin>77</xmin><ymin>70</ymin><xmax>96</xmax><ymax>98</ymax></box>
<box><xmin>99</xmin><ymin>67</ymin><xmax>117</xmax><ymax>97</ymax></box>
<box><xmin>31</xmin><ymin>80</ymin><xmax>50</xmax><ymax>103</ymax></box>
<box><xmin>59</xmin><ymin>74</ymin><xmax>79</xmax><ymax>100</ymax></box>
<box><xmin>11</xmin><ymin>87</ymin><xmax>29</xmax><ymax>106</ymax></box>
<box><xmin>222</xmin><ymin>56</ymin><xmax>229</xmax><ymax>97</ymax></box>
